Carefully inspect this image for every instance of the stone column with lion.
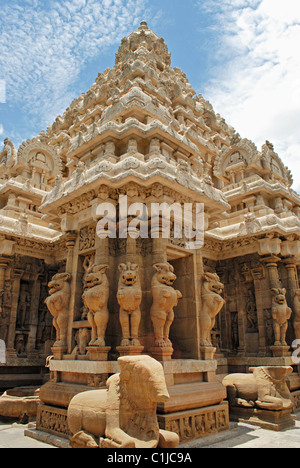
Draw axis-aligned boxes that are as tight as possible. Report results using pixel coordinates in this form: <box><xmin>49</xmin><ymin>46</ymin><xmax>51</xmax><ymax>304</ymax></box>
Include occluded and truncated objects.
<box><xmin>199</xmin><ymin>273</ymin><xmax>225</xmax><ymax>359</ymax></box>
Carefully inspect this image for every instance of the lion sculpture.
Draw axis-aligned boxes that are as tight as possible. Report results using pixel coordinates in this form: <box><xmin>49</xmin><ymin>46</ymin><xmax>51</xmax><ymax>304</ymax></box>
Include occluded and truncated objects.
<box><xmin>82</xmin><ymin>260</ymin><xmax>110</xmax><ymax>347</ymax></box>
<box><xmin>67</xmin><ymin>355</ymin><xmax>180</xmax><ymax>449</ymax></box>
<box><xmin>117</xmin><ymin>263</ymin><xmax>142</xmax><ymax>347</ymax></box>
<box><xmin>150</xmin><ymin>263</ymin><xmax>182</xmax><ymax>348</ymax></box>
<box><xmin>200</xmin><ymin>273</ymin><xmax>225</xmax><ymax>347</ymax></box>
<box><xmin>271</xmin><ymin>288</ymin><xmax>292</xmax><ymax>346</ymax></box>
<box><xmin>222</xmin><ymin>366</ymin><xmax>294</xmax><ymax>411</ymax></box>
<box><xmin>44</xmin><ymin>272</ymin><xmax>71</xmax><ymax>348</ymax></box>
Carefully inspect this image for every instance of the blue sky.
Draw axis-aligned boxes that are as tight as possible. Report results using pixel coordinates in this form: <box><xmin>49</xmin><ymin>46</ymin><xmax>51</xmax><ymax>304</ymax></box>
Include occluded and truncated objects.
<box><xmin>1</xmin><ymin>0</ymin><xmax>300</xmax><ymax>192</ymax></box>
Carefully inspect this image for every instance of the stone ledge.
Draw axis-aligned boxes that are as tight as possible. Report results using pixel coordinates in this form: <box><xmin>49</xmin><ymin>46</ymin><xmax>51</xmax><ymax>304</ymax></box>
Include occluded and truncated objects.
<box><xmin>25</xmin><ymin>425</ymin><xmax>70</xmax><ymax>449</ymax></box>
<box><xmin>49</xmin><ymin>358</ymin><xmax>217</xmax><ymax>375</ymax></box>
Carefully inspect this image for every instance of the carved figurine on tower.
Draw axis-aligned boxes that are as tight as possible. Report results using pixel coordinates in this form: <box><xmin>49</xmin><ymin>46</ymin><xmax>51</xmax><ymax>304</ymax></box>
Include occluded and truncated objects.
<box><xmin>150</xmin><ymin>263</ymin><xmax>182</xmax><ymax>361</ymax></box>
<box><xmin>199</xmin><ymin>273</ymin><xmax>225</xmax><ymax>359</ymax></box>
<box><xmin>82</xmin><ymin>258</ymin><xmax>110</xmax><ymax>360</ymax></box>
<box><xmin>116</xmin><ymin>262</ymin><xmax>144</xmax><ymax>355</ymax></box>
<box><xmin>270</xmin><ymin>288</ymin><xmax>292</xmax><ymax>357</ymax></box>
<box><xmin>44</xmin><ymin>272</ymin><xmax>71</xmax><ymax>356</ymax></box>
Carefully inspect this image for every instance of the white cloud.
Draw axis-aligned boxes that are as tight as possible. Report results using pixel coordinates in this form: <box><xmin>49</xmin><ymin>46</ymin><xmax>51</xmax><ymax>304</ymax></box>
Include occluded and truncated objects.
<box><xmin>0</xmin><ymin>124</ymin><xmax>3</xmax><ymax>136</ymax></box>
<box><xmin>0</xmin><ymin>0</ymin><xmax>148</xmax><ymax>126</ymax></box>
<box><xmin>201</xmin><ymin>0</ymin><xmax>300</xmax><ymax>192</ymax></box>
<box><xmin>0</xmin><ymin>80</ymin><xmax>5</xmax><ymax>104</ymax></box>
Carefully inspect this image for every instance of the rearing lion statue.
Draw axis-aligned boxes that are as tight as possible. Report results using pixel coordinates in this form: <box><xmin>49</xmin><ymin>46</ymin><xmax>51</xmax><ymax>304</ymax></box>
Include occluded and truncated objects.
<box><xmin>200</xmin><ymin>273</ymin><xmax>225</xmax><ymax>347</ymax></box>
<box><xmin>44</xmin><ymin>272</ymin><xmax>71</xmax><ymax>348</ymax></box>
<box><xmin>67</xmin><ymin>355</ymin><xmax>179</xmax><ymax>449</ymax></box>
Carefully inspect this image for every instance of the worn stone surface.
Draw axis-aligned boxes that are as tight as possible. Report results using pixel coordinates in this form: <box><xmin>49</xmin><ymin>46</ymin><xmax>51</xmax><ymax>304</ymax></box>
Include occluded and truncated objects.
<box><xmin>1</xmin><ymin>20</ymin><xmax>300</xmax><ymax>444</ymax></box>
<box><xmin>67</xmin><ymin>355</ymin><xmax>179</xmax><ymax>448</ymax></box>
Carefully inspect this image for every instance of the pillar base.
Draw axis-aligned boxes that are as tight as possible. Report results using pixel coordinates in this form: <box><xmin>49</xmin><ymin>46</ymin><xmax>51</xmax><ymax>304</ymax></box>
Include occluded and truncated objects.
<box><xmin>116</xmin><ymin>345</ymin><xmax>144</xmax><ymax>357</ymax></box>
<box><xmin>199</xmin><ymin>346</ymin><xmax>216</xmax><ymax>360</ymax></box>
<box><xmin>51</xmin><ymin>346</ymin><xmax>67</xmax><ymax>361</ymax></box>
<box><xmin>87</xmin><ymin>346</ymin><xmax>111</xmax><ymax>361</ymax></box>
<box><xmin>149</xmin><ymin>346</ymin><xmax>174</xmax><ymax>362</ymax></box>
<box><xmin>270</xmin><ymin>345</ymin><xmax>291</xmax><ymax>358</ymax></box>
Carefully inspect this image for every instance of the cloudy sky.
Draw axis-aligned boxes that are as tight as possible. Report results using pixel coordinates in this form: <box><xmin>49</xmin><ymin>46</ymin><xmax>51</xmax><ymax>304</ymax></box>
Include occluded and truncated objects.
<box><xmin>0</xmin><ymin>0</ymin><xmax>299</xmax><ymax>192</ymax></box>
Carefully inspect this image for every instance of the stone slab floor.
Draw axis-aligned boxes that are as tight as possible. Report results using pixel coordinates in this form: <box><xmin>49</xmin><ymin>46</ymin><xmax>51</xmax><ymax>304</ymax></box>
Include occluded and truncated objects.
<box><xmin>0</xmin><ymin>415</ymin><xmax>299</xmax><ymax>448</ymax></box>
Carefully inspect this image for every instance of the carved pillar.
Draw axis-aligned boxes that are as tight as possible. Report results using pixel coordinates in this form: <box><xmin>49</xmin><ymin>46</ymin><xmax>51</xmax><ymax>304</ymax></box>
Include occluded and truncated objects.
<box><xmin>0</xmin><ymin>257</ymin><xmax>10</xmax><ymax>345</ymax></box>
<box><xmin>261</xmin><ymin>256</ymin><xmax>281</xmax><ymax>289</ymax></box>
<box><xmin>194</xmin><ymin>250</ymin><xmax>204</xmax><ymax>361</ymax></box>
<box><xmin>284</xmin><ymin>258</ymin><xmax>299</xmax><ymax>292</ymax></box>
<box><xmin>65</xmin><ymin>232</ymin><xmax>77</xmax><ymax>273</ymax></box>
<box><xmin>283</xmin><ymin>258</ymin><xmax>299</xmax><ymax>344</ymax></box>
<box><xmin>234</xmin><ymin>264</ymin><xmax>246</xmax><ymax>356</ymax></box>
<box><xmin>151</xmin><ymin>212</ymin><xmax>168</xmax><ymax>264</ymax></box>
<box><xmin>253</xmin><ymin>276</ymin><xmax>268</xmax><ymax>356</ymax></box>
<box><xmin>6</xmin><ymin>268</ymin><xmax>23</xmax><ymax>356</ymax></box>
<box><xmin>65</xmin><ymin>232</ymin><xmax>78</xmax><ymax>354</ymax></box>
<box><xmin>26</xmin><ymin>277</ymin><xmax>41</xmax><ymax>356</ymax></box>
<box><xmin>0</xmin><ymin>257</ymin><xmax>8</xmax><ymax>290</ymax></box>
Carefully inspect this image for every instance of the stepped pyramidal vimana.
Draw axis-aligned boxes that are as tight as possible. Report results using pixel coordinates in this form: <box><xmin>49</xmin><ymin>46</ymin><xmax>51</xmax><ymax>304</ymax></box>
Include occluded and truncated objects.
<box><xmin>1</xmin><ymin>21</ymin><xmax>300</xmax><ymax>446</ymax></box>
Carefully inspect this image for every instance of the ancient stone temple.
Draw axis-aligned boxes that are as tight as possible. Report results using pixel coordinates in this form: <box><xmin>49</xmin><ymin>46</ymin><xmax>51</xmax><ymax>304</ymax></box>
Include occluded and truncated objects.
<box><xmin>1</xmin><ymin>21</ymin><xmax>300</xmax><ymax>443</ymax></box>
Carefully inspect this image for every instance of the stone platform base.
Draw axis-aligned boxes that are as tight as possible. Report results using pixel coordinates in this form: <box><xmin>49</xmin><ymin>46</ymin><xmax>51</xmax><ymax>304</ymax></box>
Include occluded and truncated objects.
<box><xmin>0</xmin><ymin>386</ymin><xmax>40</xmax><ymax>422</ymax></box>
<box><xmin>36</xmin><ymin>404</ymin><xmax>70</xmax><ymax>439</ymax></box>
<box><xmin>222</xmin><ymin>356</ymin><xmax>294</xmax><ymax>374</ymax></box>
<box><xmin>31</xmin><ymin>358</ymin><xmax>230</xmax><ymax>446</ymax></box>
<box><xmin>228</xmin><ymin>406</ymin><xmax>295</xmax><ymax>431</ymax></box>
<box><xmin>32</xmin><ymin>402</ymin><xmax>230</xmax><ymax>447</ymax></box>
<box><xmin>25</xmin><ymin>423</ymin><xmax>71</xmax><ymax>448</ymax></box>
<box><xmin>158</xmin><ymin>402</ymin><xmax>229</xmax><ymax>444</ymax></box>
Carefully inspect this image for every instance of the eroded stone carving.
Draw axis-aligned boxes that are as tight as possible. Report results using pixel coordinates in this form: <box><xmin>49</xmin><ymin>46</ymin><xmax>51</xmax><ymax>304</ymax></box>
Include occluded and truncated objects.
<box><xmin>150</xmin><ymin>263</ymin><xmax>182</xmax><ymax>348</ymax></box>
<box><xmin>44</xmin><ymin>273</ymin><xmax>71</xmax><ymax>348</ymax></box>
<box><xmin>222</xmin><ymin>366</ymin><xmax>293</xmax><ymax>410</ymax></box>
<box><xmin>117</xmin><ymin>263</ymin><xmax>142</xmax><ymax>347</ymax></box>
<box><xmin>200</xmin><ymin>273</ymin><xmax>225</xmax><ymax>347</ymax></box>
<box><xmin>82</xmin><ymin>259</ymin><xmax>109</xmax><ymax>347</ymax></box>
<box><xmin>67</xmin><ymin>355</ymin><xmax>179</xmax><ymax>448</ymax></box>
<box><xmin>271</xmin><ymin>288</ymin><xmax>292</xmax><ymax>346</ymax></box>
<box><xmin>293</xmin><ymin>289</ymin><xmax>300</xmax><ymax>340</ymax></box>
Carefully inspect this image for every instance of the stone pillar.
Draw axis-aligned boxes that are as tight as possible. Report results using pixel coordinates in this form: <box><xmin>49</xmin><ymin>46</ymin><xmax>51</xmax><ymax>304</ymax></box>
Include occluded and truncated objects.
<box><xmin>262</xmin><ymin>256</ymin><xmax>281</xmax><ymax>289</ymax></box>
<box><xmin>234</xmin><ymin>266</ymin><xmax>246</xmax><ymax>357</ymax></box>
<box><xmin>95</xmin><ymin>238</ymin><xmax>110</xmax><ymax>265</ymax></box>
<box><xmin>65</xmin><ymin>232</ymin><xmax>78</xmax><ymax>354</ymax></box>
<box><xmin>0</xmin><ymin>257</ymin><xmax>8</xmax><ymax>290</ymax></box>
<box><xmin>0</xmin><ymin>257</ymin><xmax>10</xmax><ymax>346</ymax></box>
<box><xmin>284</xmin><ymin>258</ymin><xmax>299</xmax><ymax>293</ymax></box>
<box><xmin>253</xmin><ymin>276</ymin><xmax>268</xmax><ymax>356</ymax></box>
<box><xmin>151</xmin><ymin>212</ymin><xmax>168</xmax><ymax>264</ymax></box>
<box><xmin>26</xmin><ymin>277</ymin><xmax>41</xmax><ymax>356</ymax></box>
<box><xmin>261</xmin><ymin>256</ymin><xmax>292</xmax><ymax>357</ymax></box>
<box><xmin>194</xmin><ymin>250</ymin><xmax>204</xmax><ymax>361</ymax></box>
<box><xmin>283</xmin><ymin>257</ymin><xmax>299</xmax><ymax>346</ymax></box>
<box><xmin>6</xmin><ymin>268</ymin><xmax>23</xmax><ymax>356</ymax></box>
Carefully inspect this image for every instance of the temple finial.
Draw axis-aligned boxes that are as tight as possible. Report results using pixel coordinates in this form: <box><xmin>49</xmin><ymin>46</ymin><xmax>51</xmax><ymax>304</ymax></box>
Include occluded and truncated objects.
<box><xmin>139</xmin><ymin>20</ymin><xmax>148</xmax><ymax>29</ymax></box>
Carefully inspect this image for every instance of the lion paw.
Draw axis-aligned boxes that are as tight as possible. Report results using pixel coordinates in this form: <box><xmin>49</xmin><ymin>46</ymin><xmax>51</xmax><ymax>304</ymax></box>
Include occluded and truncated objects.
<box><xmin>120</xmin><ymin>339</ymin><xmax>131</xmax><ymax>347</ymax></box>
<box><xmin>131</xmin><ymin>339</ymin><xmax>141</xmax><ymax>346</ymax></box>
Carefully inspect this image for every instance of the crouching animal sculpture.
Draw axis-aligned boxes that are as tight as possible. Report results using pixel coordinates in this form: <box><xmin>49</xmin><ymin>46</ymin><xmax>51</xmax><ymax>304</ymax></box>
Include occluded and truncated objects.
<box><xmin>82</xmin><ymin>260</ymin><xmax>109</xmax><ymax>347</ymax></box>
<box><xmin>271</xmin><ymin>288</ymin><xmax>292</xmax><ymax>346</ymax></box>
<box><xmin>150</xmin><ymin>263</ymin><xmax>182</xmax><ymax>348</ymax></box>
<box><xmin>117</xmin><ymin>263</ymin><xmax>142</xmax><ymax>347</ymax></box>
<box><xmin>222</xmin><ymin>366</ymin><xmax>293</xmax><ymax>410</ymax></box>
<box><xmin>200</xmin><ymin>273</ymin><xmax>225</xmax><ymax>347</ymax></box>
<box><xmin>44</xmin><ymin>272</ymin><xmax>71</xmax><ymax>347</ymax></box>
<box><xmin>67</xmin><ymin>355</ymin><xmax>180</xmax><ymax>449</ymax></box>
